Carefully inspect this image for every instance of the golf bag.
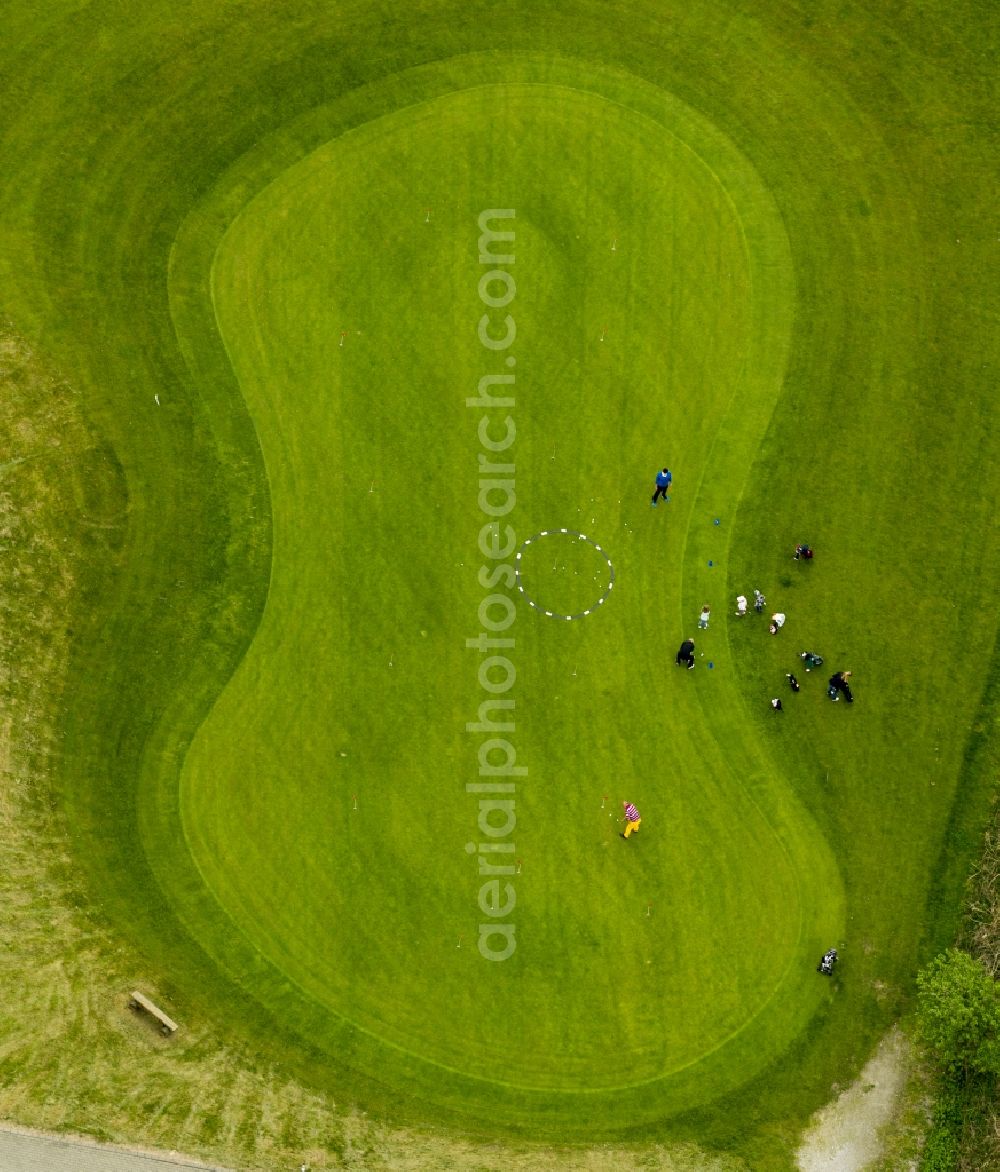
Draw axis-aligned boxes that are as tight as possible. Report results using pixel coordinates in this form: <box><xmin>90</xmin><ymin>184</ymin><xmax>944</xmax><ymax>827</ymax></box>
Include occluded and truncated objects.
<box><xmin>794</xmin><ymin>544</ymin><xmax>814</xmax><ymax>560</ymax></box>
<box><xmin>817</xmin><ymin>948</ymin><xmax>838</xmax><ymax>976</ymax></box>
<box><xmin>800</xmin><ymin>651</ymin><xmax>824</xmax><ymax>670</ymax></box>
<box><xmin>786</xmin><ymin>673</ymin><xmax>800</xmax><ymax>692</ymax></box>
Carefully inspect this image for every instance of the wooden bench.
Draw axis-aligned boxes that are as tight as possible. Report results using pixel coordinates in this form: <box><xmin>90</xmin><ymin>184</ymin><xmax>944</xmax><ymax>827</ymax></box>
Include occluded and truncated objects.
<box><xmin>128</xmin><ymin>991</ymin><xmax>178</xmax><ymax>1036</ymax></box>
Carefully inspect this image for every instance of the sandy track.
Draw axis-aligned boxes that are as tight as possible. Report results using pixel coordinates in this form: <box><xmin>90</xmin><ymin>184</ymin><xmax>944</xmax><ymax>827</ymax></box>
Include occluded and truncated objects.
<box><xmin>796</xmin><ymin>1028</ymin><xmax>912</xmax><ymax>1171</ymax></box>
<box><xmin>0</xmin><ymin>1124</ymin><xmax>230</xmax><ymax>1172</ymax></box>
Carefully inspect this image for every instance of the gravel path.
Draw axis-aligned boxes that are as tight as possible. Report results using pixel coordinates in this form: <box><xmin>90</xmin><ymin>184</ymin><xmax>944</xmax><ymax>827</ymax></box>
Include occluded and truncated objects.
<box><xmin>0</xmin><ymin>1125</ymin><xmax>231</xmax><ymax>1172</ymax></box>
<box><xmin>796</xmin><ymin>1028</ymin><xmax>911</xmax><ymax>1171</ymax></box>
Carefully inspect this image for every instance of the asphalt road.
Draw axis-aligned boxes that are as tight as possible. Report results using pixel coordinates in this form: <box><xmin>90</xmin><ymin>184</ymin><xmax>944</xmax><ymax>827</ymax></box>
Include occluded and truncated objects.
<box><xmin>0</xmin><ymin>1127</ymin><xmax>233</xmax><ymax>1172</ymax></box>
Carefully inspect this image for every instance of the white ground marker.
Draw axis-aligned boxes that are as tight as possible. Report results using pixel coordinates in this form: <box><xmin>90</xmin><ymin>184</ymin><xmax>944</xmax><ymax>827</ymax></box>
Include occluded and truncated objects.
<box><xmin>514</xmin><ymin>528</ymin><xmax>616</xmax><ymax>622</ymax></box>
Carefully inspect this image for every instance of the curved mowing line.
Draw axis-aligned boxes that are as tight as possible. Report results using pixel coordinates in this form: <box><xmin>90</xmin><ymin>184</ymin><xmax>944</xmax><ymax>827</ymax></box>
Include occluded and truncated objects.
<box><xmin>164</xmin><ymin>52</ymin><xmax>831</xmax><ymax>1117</ymax></box>
<box><xmin>514</xmin><ymin>529</ymin><xmax>615</xmax><ymax>620</ymax></box>
<box><xmin>0</xmin><ymin>0</ymin><xmax>991</xmax><ymax>1154</ymax></box>
<box><xmin>193</xmin><ymin>79</ymin><xmax>803</xmax><ymax>1085</ymax></box>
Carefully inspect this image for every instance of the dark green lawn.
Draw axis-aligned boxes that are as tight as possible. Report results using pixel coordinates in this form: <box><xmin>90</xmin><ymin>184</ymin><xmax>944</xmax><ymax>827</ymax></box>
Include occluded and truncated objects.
<box><xmin>0</xmin><ymin>1</ymin><xmax>996</xmax><ymax>1167</ymax></box>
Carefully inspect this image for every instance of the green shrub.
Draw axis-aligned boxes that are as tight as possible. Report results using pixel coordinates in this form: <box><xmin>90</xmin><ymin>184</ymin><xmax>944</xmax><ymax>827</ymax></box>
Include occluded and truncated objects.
<box><xmin>916</xmin><ymin>951</ymin><xmax>1000</xmax><ymax>1078</ymax></box>
<box><xmin>920</xmin><ymin>1082</ymin><xmax>962</xmax><ymax>1172</ymax></box>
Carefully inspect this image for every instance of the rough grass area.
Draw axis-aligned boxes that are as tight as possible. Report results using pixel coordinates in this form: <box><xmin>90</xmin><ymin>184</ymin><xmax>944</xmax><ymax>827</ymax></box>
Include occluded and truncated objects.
<box><xmin>966</xmin><ymin>824</ymin><xmax>1000</xmax><ymax>979</ymax></box>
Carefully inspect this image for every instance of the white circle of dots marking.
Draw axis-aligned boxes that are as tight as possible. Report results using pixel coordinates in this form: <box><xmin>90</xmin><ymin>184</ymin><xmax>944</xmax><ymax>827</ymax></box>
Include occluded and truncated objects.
<box><xmin>514</xmin><ymin>529</ymin><xmax>616</xmax><ymax>621</ymax></box>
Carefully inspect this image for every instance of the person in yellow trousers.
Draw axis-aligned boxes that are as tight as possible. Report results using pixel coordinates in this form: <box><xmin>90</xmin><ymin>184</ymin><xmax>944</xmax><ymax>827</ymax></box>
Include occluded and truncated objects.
<box><xmin>621</xmin><ymin>801</ymin><xmax>641</xmax><ymax>839</ymax></box>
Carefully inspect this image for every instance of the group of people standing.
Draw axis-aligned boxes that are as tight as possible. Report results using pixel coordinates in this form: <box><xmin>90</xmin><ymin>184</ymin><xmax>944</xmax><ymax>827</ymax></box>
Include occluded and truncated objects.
<box><xmin>675</xmin><ymin>589</ymin><xmax>786</xmax><ymax>669</ymax></box>
<box><xmin>768</xmin><ymin>545</ymin><xmax>855</xmax><ymax>708</ymax></box>
<box><xmin>655</xmin><ymin>482</ymin><xmax>857</xmax><ymax>709</ymax></box>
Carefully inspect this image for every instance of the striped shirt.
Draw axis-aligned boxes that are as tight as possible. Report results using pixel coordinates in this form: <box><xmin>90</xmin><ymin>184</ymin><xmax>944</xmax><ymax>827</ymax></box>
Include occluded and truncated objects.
<box><xmin>624</xmin><ymin>803</ymin><xmax>640</xmax><ymax>822</ymax></box>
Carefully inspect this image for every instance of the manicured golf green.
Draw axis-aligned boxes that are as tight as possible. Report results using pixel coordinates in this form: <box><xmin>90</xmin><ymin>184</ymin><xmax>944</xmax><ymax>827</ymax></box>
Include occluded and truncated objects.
<box><xmin>171</xmin><ymin>70</ymin><xmax>831</xmax><ymax>1111</ymax></box>
<box><xmin>1</xmin><ymin>0</ymin><xmax>997</xmax><ymax>1166</ymax></box>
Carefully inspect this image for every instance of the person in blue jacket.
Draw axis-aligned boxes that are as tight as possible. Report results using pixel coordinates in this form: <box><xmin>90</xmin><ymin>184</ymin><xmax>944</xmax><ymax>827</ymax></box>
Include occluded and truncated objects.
<box><xmin>651</xmin><ymin>467</ymin><xmax>672</xmax><ymax>506</ymax></box>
